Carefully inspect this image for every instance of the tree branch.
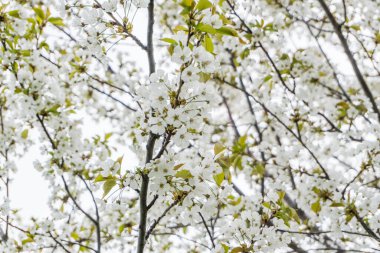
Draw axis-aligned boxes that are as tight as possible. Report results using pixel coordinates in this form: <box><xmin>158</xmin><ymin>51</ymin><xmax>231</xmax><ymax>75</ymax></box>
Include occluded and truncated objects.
<box><xmin>198</xmin><ymin>212</ymin><xmax>215</xmax><ymax>248</ymax></box>
<box><xmin>137</xmin><ymin>0</ymin><xmax>157</xmax><ymax>252</ymax></box>
<box><xmin>317</xmin><ymin>0</ymin><xmax>380</xmax><ymax>122</ymax></box>
<box><xmin>36</xmin><ymin>114</ymin><xmax>101</xmax><ymax>252</ymax></box>
<box><xmin>145</xmin><ymin>198</ymin><xmax>182</xmax><ymax>240</ymax></box>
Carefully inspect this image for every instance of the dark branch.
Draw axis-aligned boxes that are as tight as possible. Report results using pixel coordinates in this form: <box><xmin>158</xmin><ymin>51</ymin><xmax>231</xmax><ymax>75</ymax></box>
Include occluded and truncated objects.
<box><xmin>317</xmin><ymin>0</ymin><xmax>380</xmax><ymax>122</ymax></box>
<box><xmin>198</xmin><ymin>212</ymin><xmax>215</xmax><ymax>248</ymax></box>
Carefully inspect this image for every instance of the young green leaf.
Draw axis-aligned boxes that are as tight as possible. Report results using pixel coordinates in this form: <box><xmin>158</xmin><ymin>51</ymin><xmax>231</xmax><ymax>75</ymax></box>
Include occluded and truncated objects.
<box><xmin>196</xmin><ymin>0</ymin><xmax>212</xmax><ymax>11</ymax></box>
<box><xmin>203</xmin><ymin>35</ymin><xmax>214</xmax><ymax>53</ymax></box>
<box><xmin>161</xmin><ymin>38</ymin><xmax>178</xmax><ymax>45</ymax></box>
<box><xmin>21</xmin><ymin>129</ymin><xmax>28</xmax><ymax>139</ymax></box>
<box><xmin>175</xmin><ymin>170</ymin><xmax>193</xmax><ymax>179</ymax></box>
<box><xmin>196</xmin><ymin>23</ymin><xmax>217</xmax><ymax>34</ymax></box>
<box><xmin>311</xmin><ymin>200</ymin><xmax>321</xmax><ymax>214</ymax></box>
<box><xmin>216</xmin><ymin>27</ymin><xmax>238</xmax><ymax>36</ymax></box>
<box><xmin>214</xmin><ymin>143</ymin><xmax>226</xmax><ymax>156</ymax></box>
<box><xmin>213</xmin><ymin>172</ymin><xmax>224</xmax><ymax>186</ymax></box>
<box><xmin>103</xmin><ymin>179</ymin><xmax>117</xmax><ymax>198</ymax></box>
<box><xmin>48</xmin><ymin>17</ymin><xmax>64</xmax><ymax>26</ymax></box>
<box><xmin>33</xmin><ymin>7</ymin><xmax>45</xmax><ymax>20</ymax></box>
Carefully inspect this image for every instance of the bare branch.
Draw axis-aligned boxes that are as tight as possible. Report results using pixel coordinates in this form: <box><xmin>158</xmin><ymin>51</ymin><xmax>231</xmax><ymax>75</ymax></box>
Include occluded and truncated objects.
<box><xmin>198</xmin><ymin>212</ymin><xmax>215</xmax><ymax>248</ymax></box>
<box><xmin>317</xmin><ymin>0</ymin><xmax>380</xmax><ymax>122</ymax></box>
<box><xmin>145</xmin><ymin>198</ymin><xmax>182</xmax><ymax>240</ymax></box>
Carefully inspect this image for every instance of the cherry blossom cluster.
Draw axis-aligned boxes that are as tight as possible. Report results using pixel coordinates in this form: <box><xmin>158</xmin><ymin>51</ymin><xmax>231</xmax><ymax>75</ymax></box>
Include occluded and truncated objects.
<box><xmin>0</xmin><ymin>0</ymin><xmax>379</xmax><ymax>252</ymax></box>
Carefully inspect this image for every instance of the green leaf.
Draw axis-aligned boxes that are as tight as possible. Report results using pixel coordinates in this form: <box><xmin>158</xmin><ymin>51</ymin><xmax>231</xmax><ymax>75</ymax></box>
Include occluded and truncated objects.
<box><xmin>221</xmin><ymin>243</ymin><xmax>229</xmax><ymax>253</ymax></box>
<box><xmin>240</xmin><ymin>48</ymin><xmax>250</xmax><ymax>59</ymax></box>
<box><xmin>173</xmin><ymin>25</ymin><xmax>188</xmax><ymax>32</ymax></box>
<box><xmin>217</xmin><ymin>156</ymin><xmax>230</xmax><ymax>171</ymax></box>
<box><xmin>196</xmin><ymin>23</ymin><xmax>216</xmax><ymax>34</ymax></box>
<box><xmin>231</xmin><ymin>154</ymin><xmax>242</xmax><ymax>170</ymax></box>
<box><xmin>46</xmin><ymin>8</ymin><xmax>51</xmax><ymax>19</ymax></box>
<box><xmin>199</xmin><ymin>72</ymin><xmax>211</xmax><ymax>82</ymax></box>
<box><xmin>290</xmin><ymin>207</ymin><xmax>301</xmax><ymax>224</ymax></box>
<box><xmin>94</xmin><ymin>174</ymin><xmax>105</xmax><ymax>182</ymax></box>
<box><xmin>231</xmin><ymin>247</ymin><xmax>244</xmax><ymax>253</ymax></box>
<box><xmin>48</xmin><ymin>17</ymin><xmax>64</xmax><ymax>26</ymax></box>
<box><xmin>8</xmin><ymin>10</ymin><xmax>20</xmax><ymax>18</ymax></box>
<box><xmin>213</xmin><ymin>172</ymin><xmax>224</xmax><ymax>186</ymax></box>
<box><xmin>116</xmin><ymin>155</ymin><xmax>124</xmax><ymax>165</ymax></box>
<box><xmin>262</xmin><ymin>201</ymin><xmax>271</xmax><ymax>209</ymax></box>
<box><xmin>180</xmin><ymin>0</ymin><xmax>194</xmax><ymax>7</ymax></box>
<box><xmin>330</xmin><ymin>202</ymin><xmax>345</xmax><ymax>207</ymax></box>
<box><xmin>203</xmin><ymin>35</ymin><xmax>214</xmax><ymax>53</ymax></box>
<box><xmin>337</xmin><ymin>102</ymin><xmax>349</xmax><ymax>111</ymax></box>
<box><xmin>175</xmin><ymin>170</ymin><xmax>193</xmax><ymax>179</ymax></box>
<box><xmin>216</xmin><ymin>27</ymin><xmax>238</xmax><ymax>36</ymax></box>
<box><xmin>350</xmin><ymin>25</ymin><xmax>361</xmax><ymax>31</ymax></box>
<box><xmin>253</xmin><ymin>163</ymin><xmax>265</xmax><ymax>177</ymax></box>
<box><xmin>105</xmin><ymin>132</ymin><xmax>113</xmax><ymax>140</ymax></box>
<box><xmin>21</xmin><ymin>129</ymin><xmax>28</xmax><ymax>139</ymax></box>
<box><xmin>196</xmin><ymin>0</ymin><xmax>212</xmax><ymax>10</ymax></box>
<box><xmin>26</xmin><ymin>17</ymin><xmax>36</xmax><ymax>24</ymax></box>
<box><xmin>71</xmin><ymin>231</ymin><xmax>80</xmax><ymax>240</ymax></box>
<box><xmin>263</xmin><ymin>75</ymin><xmax>272</xmax><ymax>82</ymax></box>
<box><xmin>214</xmin><ymin>143</ymin><xmax>226</xmax><ymax>156</ymax></box>
<box><xmin>168</xmin><ymin>44</ymin><xmax>175</xmax><ymax>55</ymax></box>
<box><xmin>15</xmin><ymin>87</ymin><xmax>23</xmax><ymax>94</ymax></box>
<box><xmin>227</xmin><ymin>196</ymin><xmax>241</xmax><ymax>206</ymax></box>
<box><xmin>22</xmin><ymin>237</ymin><xmax>34</xmax><ymax>245</ymax></box>
<box><xmin>222</xmin><ymin>162</ymin><xmax>231</xmax><ymax>183</ymax></box>
<box><xmin>12</xmin><ymin>61</ymin><xmax>18</xmax><ymax>72</ymax></box>
<box><xmin>277</xmin><ymin>191</ymin><xmax>285</xmax><ymax>203</ymax></box>
<box><xmin>20</xmin><ymin>50</ymin><xmax>31</xmax><ymax>56</ymax></box>
<box><xmin>79</xmin><ymin>246</ymin><xmax>89</xmax><ymax>252</ymax></box>
<box><xmin>102</xmin><ymin>179</ymin><xmax>116</xmax><ymax>198</ymax></box>
<box><xmin>174</xmin><ymin>163</ymin><xmax>185</xmax><ymax>170</ymax></box>
<box><xmin>311</xmin><ymin>200</ymin><xmax>321</xmax><ymax>214</ymax></box>
<box><xmin>280</xmin><ymin>69</ymin><xmax>290</xmax><ymax>74</ymax></box>
<box><xmin>375</xmin><ymin>32</ymin><xmax>380</xmax><ymax>44</ymax></box>
<box><xmin>47</xmin><ymin>104</ymin><xmax>60</xmax><ymax>115</ymax></box>
<box><xmin>238</xmin><ymin>135</ymin><xmax>247</xmax><ymax>147</ymax></box>
<box><xmin>345</xmin><ymin>213</ymin><xmax>354</xmax><ymax>223</ymax></box>
<box><xmin>161</xmin><ymin>38</ymin><xmax>178</xmax><ymax>45</ymax></box>
<box><xmin>312</xmin><ymin>186</ymin><xmax>320</xmax><ymax>195</ymax></box>
<box><xmin>355</xmin><ymin>103</ymin><xmax>368</xmax><ymax>113</ymax></box>
<box><xmin>33</xmin><ymin>7</ymin><xmax>45</xmax><ymax>20</ymax></box>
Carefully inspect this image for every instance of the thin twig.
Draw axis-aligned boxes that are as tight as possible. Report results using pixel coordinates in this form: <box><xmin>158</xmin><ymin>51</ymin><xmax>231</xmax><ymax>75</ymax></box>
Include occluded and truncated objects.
<box><xmin>317</xmin><ymin>0</ymin><xmax>380</xmax><ymax>122</ymax></box>
<box><xmin>145</xmin><ymin>198</ymin><xmax>182</xmax><ymax>240</ymax></box>
<box><xmin>198</xmin><ymin>212</ymin><xmax>215</xmax><ymax>248</ymax></box>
